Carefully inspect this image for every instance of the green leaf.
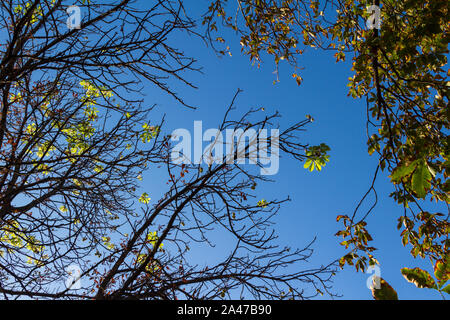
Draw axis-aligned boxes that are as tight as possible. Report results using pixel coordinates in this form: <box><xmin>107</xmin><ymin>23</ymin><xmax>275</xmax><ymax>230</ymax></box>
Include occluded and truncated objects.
<box><xmin>442</xmin><ymin>284</ymin><xmax>450</xmax><ymax>295</ymax></box>
<box><xmin>315</xmin><ymin>162</ymin><xmax>322</xmax><ymax>171</ymax></box>
<box><xmin>434</xmin><ymin>258</ymin><xmax>449</xmax><ymax>285</ymax></box>
<box><xmin>390</xmin><ymin>161</ymin><xmax>418</xmax><ymax>182</ymax></box>
<box><xmin>371</xmin><ymin>278</ymin><xmax>398</xmax><ymax>300</ymax></box>
<box><xmin>303</xmin><ymin>159</ymin><xmax>312</xmax><ymax>169</ymax></box>
<box><xmin>411</xmin><ymin>161</ymin><xmax>432</xmax><ymax>198</ymax></box>
<box><xmin>138</xmin><ymin>192</ymin><xmax>151</xmax><ymax>204</ymax></box>
<box><xmin>257</xmin><ymin>199</ymin><xmax>268</xmax><ymax>208</ymax></box>
<box><xmin>401</xmin><ymin>267</ymin><xmax>437</xmax><ymax>289</ymax></box>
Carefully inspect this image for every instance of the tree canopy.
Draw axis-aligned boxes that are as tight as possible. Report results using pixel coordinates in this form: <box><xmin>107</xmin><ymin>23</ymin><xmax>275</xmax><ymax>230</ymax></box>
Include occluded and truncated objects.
<box><xmin>0</xmin><ymin>0</ymin><xmax>448</xmax><ymax>300</ymax></box>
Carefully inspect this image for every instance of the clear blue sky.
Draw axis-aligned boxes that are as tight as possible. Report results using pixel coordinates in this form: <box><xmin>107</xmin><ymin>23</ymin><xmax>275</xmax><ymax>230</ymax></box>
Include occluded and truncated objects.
<box><xmin>137</xmin><ymin>1</ymin><xmax>442</xmax><ymax>300</ymax></box>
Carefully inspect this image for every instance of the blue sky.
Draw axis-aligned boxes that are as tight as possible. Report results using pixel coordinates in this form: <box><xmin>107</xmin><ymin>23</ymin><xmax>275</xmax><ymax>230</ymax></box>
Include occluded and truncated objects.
<box><xmin>136</xmin><ymin>2</ymin><xmax>443</xmax><ymax>300</ymax></box>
